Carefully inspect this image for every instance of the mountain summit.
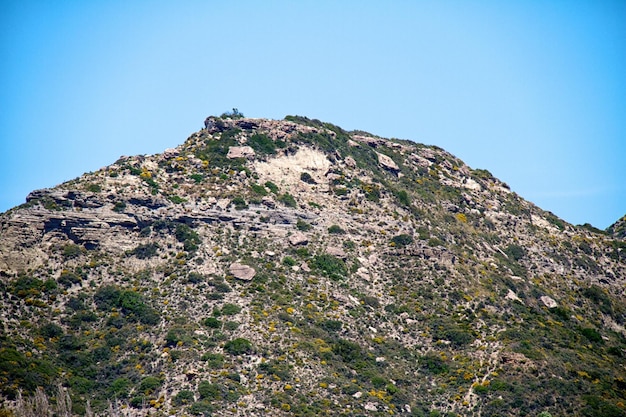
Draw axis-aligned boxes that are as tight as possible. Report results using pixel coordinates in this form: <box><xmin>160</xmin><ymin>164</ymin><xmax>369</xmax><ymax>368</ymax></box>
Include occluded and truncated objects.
<box><xmin>1</xmin><ymin>115</ymin><xmax>625</xmax><ymax>417</ymax></box>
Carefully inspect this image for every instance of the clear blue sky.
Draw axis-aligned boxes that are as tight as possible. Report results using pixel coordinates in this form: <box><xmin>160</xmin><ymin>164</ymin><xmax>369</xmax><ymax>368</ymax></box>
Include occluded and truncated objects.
<box><xmin>1</xmin><ymin>0</ymin><xmax>625</xmax><ymax>229</ymax></box>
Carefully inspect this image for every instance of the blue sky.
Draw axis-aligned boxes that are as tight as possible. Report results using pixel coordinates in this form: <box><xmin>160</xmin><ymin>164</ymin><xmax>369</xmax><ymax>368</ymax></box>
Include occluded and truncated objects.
<box><xmin>1</xmin><ymin>0</ymin><xmax>624</xmax><ymax>229</ymax></box>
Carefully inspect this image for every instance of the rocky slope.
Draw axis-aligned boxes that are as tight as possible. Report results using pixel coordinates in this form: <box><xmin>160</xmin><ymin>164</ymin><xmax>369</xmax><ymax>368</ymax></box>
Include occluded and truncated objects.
<box><xmin>1</xmin><ymin>115</ymin><xmax>625</xmax><ymax>417</ymax></box>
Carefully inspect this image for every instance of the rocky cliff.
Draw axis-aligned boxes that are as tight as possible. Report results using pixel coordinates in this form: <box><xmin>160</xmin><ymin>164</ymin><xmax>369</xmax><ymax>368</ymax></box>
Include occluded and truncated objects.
<box><xmin>1</xmin><ymin>115</ymin><xmax>625</xmax><ymax>417</ymax></box>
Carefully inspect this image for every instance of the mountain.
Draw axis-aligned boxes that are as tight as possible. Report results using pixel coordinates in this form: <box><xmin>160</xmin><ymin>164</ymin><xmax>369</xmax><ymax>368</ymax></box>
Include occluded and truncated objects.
<box><xmin>1</xmin><ymin>115</ymin><xmax>625</xmax><ymax>417</ymax></box>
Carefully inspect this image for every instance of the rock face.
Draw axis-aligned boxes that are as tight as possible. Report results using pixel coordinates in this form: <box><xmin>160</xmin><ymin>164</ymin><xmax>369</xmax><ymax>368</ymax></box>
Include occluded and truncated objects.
<box><xmin>0</xmin><ymin>115</ymin><xmax>624</xmax><ymax>417</ymax></box>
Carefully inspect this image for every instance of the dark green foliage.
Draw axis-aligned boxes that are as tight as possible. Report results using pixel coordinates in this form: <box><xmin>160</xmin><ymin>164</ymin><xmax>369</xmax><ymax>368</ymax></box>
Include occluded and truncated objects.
<box><xmin>198</xmin><ymin>380</ymin><xmax>221</xmax><ymax>400</ymax></box>
<box><xmin>248</xmin><ymin>133</ymin><xmax>282</xmax><ymax>155</ymax></box>
<box><xmin>296</xmin><ymin>219</ymin><xmax>312</xmax><ymax>231</ymax></box>
<box><xmin>504</xmin><ymin>244</ymin><xmax>525</xmax><ymax>261</ymax></box>
<box><xmin>94</xmin><ymin>285</ymin><xmax>159</xmax><ymax>325</ymax></box>
<box><xmin>224</xmin><ymin>338</ymin><xmax>252</xmax><ymax>355</ymax></box>
<box><xmin>189</xmin><ymin>173</ymin><xmax>204</xmax><ymax>183</ymax></box>
<box><xmin>201</xmin><ymin>353</ymin><xmax>225</xmax><ymax>369</ymax></box>
<box><xmin>139</xmin><ymin>376</ymin><xmax>161</xmax><ymax>394</ymax></box>
<box><xmin>278</xmin><ymin>193</ymin><xmax>297</xmax><ymax>208</ymax></box>
<box><xmin>580</xmin><ymin>327</ymin><xmax>603</xmax><ymax>343</ymax></box>
<box><xmin>113</xmin><ymin>201</ymin><xmax>126</xmax><ymax>212</ymax></box>
<box><xmin>131</xmin><ymin>243</ymin><xmax>159</xmax><ymax>259</ymax></box>
<box><xmin>320</xmin><ymin>320</ymin><xmax>342</xmax><ymax>332</ymax></box>
<box><xmin>328</xmin><ymin>225</ymin><xmax>345</xmax><ymax>234</ymax></box>
<box><xmin>250</xmin><ymin>183</ymin><xmax>268</xmax><ymax>196</ymax></box>
<box><xmin>86</xmin><ymin>183</ymin><xmax>102</xmax><ymax>193</ymax></box>
<box><xmin>220</xmin><ymin>108</ymin><xmax>243</xmax><ymax>119</ymax></box>
<box><xmin>431</xmin><ymin>318</ymin><xmax>474</xmax><ymax>346</ymax></box>
<box><xmin>221</xmin><ymin>303</ymin><xmax>242</xmax><ymax>316</ymax></box>
<box><xmin>311</xmin><ymin>254</ymin><xmax>347</xmax><ymax>280</ymax></box>
<box><xmin>231</xmin><ymin>196</ymin><xmax>248</xmax><ymax>210</ymax></box>
<box><xmin>62</xmin><ymin>243</ymin><xmax>83</xmax><ymax>259</ymax></box>
<box><xmin>175</xmin><ymin>223</ymin><xmax>201</xmax><ymax>252</ymax></box>
<box><xmin>391</xmin><ymin>234</ymin><xmax>414</xmax><ymax>247</ymax></box>
<box><xmin>258</xmin><ymin>359</ymin><xmax>291</xmax><ymax>380</ymax></box>
<box><xmin>332</xmin><ymin>339</ymin><xmax>362</xmax><ymax>363</ymax></box>
<box><xmin>582</xmin><ymin>286</ymin><xmax>613</xmax><ymax>315</ymax></box>
<box><xmin>264</xmin><ymin>181</ymin><xmax>279</xmax><ymax>194</ymax></box>
<box><xmin>169</xmin><ymin>195</ymin><xmax>186</xmax><ymax>204</ymax></box>
<box><xmin>39</xmin><ymin>323</ymin><xmax>63</xmax><ymax>338</ymax></box>
<box><xmin>394</xmin><ymin>189</ymin><xmax>411</xmax><ymax>206</ymax></box>
<box><xmin>188</xmin><ymin>400</ymin><xmax>214</xmax><ymax>416</ymax></box>
<box><xmin>300</xmin><ymin>172</ymin><xmax>317</xmax><ymax>184</ymax></box>
<box><xmin>282</xmin><ymin>256</ymin><xmax>297</xmax><ymax>267</ymax></box>
<box><xmin>420</xmin><ymin>354</ymin><xmax>449</xmax><ymax>374</ymax></box>
<box><xmin>173</xmin><ymin>389</ymin><xmax>195</xmax><ymax>406</ymax></box>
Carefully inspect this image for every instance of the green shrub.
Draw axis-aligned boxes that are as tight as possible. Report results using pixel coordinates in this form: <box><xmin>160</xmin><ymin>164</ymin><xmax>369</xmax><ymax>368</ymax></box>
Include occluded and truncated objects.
<box><xmin>420</xmin><ymin>354</ymin><xmax>449</xmax><ymax>374</ymax></box>
<box><xmin>311</xmin><ymin>254</ymin><xmax>347</xmax><ymax>280</ymax></box>
<box><xmin>296</xmin><ymin>219</ymin><xmax>312</xmax><ymax>231</ymax></box>
<box><xmin>139</xmin><ymin>376</ymin><xmax>161</xmax><ymax>394</ymax></box>
<box><xmin>332</xmin><ymin>339</ymin><xmax>362</xmax><ymax>363</ymax></box>
<box><xmin>264</xmin><ymin>181</ymin><xmax>279</xmax><ymax>194</ymax></box>
<box><xmin>391</xmin><ymin>234</ymin><xmax>413</xmax><ymax>247</ymax></box>
<box><xmin>300</xmin><ymin>172</ymin><xmax>317</xmax><ymax>184</ymax></box>
<box><xmin>250</xmin><ymin>183</ymin><xmax>268</xmax><ymax>196</ymax></box>
<box><xmin>221</xmin><ymin>303</ymin><xmax>242</xmax><ymax>316</ymax></box>
<box><xmin>283</xmin><ymin>256</ymin><xmax>297</xmax><ymax>267</ymax></box>
<box><xmin>580</xmin><ymin>327</ymin><xmax>603</xmax><ymax>343</ymax></box>
<box><xmin>224</xmin><ymin>338</ymin><xmax>252</xmax><ymax>355</ymax></box>
<box><xmin>328</xmin><ymin>225</ymin><xmax>345</xmax><ymax>234</ymax></box>
<box><xmin>63</xmin><ymin>244</ymin><xmax>83</xmax><ymax>259</ymax></box>
<box><xmin>173</xmin><ymin>389</ymin><xmax>195</xmax><ymax>406</ymax></box>
<box><xmin>198</xmin><ymin>381</ymin><xmax>221</xmax><ymax>400</ymax></box>
<box><xmin>231</xmin><ymin>196</ymin><xmax>248</xmax><ymax>210</ymax></box>
<box><xmin>131</xmin><ymin>243</ymin><xmax>159</xmax><ymax>259</ymax></box>
<box><xmin>278</xmin><ymin>193</ymin><xmax>297</xmax><ymax>208</ymax></box>
<box><xmin>248</xmin><ymin>133</ymin><xmax>278</xmax><ymax>155</ymax></box>
<box><xmin>203</xmin><ymin>317</ymin><xmax>222</xmax><ymax>328</ymax></box>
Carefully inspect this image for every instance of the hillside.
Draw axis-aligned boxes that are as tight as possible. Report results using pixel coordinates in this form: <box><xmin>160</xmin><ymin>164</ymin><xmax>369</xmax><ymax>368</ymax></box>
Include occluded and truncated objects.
<box><xmin>1</xmin><ymin>115</ymin><xmax>625</xmax><ymax>417</ymax></box>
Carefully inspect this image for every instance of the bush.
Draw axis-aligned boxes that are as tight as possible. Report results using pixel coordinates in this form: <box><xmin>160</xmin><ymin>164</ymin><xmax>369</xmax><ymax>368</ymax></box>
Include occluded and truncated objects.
<box><xmin>328</xmin><ymin>225</ymin><xmax>345</xmax><ymax>234</ymax></box>
<box><xmin>264</xmin><ymin>181</ymin><xmax>279</xmax><ymax>194</ymax></box>
<box><xmin>139</xmin><ymin>376</ymin><xmax>161</xmax><ymax>394</ymax></box>
<box><xmin>278</xmin><ymin>193</ymin><xmax>297</xmax><ymax>208</ymax></box>
<box><xmin>224</xmin><ymin>338</ymin><xmax>252</xmax><ymax>355</ymax></box>
<box><xmin>198</xmin><ymin>381</ymin><xmax>222</xmax><ymax>400</ymax></box>
<box><xmin>231</xmin><ymin>196</ymin><xmax>248</xmax><ymax>210</ymax></box>
<box><xmin>311</xmin><ymin>254</ymin><xmax>347</xmax><ymax>281</ymax></box>
<box><xmin>420</xmin><ymin>354</ymin><xmax>449</xmax><ymax>374</ymax></box>
<box><xmin>300</xmin><ymin>172</ymin><xmax>317</xmax><ymax>184</ymax></box>
<box><xmin>391</xmin><ymin>234</ymin><xmax>413</xmax><ymax>247</ymax></box>
<box><xmin>296</xmin><ymin>219</ymin><xmax>312</xmax><ymax>231</ymax></box>
<box><xmin>203</xmin><ymin>317</ymin><xmax>222</xmax><ymax>328</ymax></box>
<box><xmin>131</xmin><ymin>243</ymin><xmax>159</xmax><ymax>259</ymax></box>
<box><xmin>173</xmin><ymin>389</ymin><xmax>194</xmax><ymax>406</ymax></box>
<box><xmin>221</xmin><ymin>303</ymin><xmax>242</xmax><ymax>316</ymax></box>
<box><xmin>248</xmin><ymin>133</ymin><xmax>277</xmax><ymax>155</ymax></box>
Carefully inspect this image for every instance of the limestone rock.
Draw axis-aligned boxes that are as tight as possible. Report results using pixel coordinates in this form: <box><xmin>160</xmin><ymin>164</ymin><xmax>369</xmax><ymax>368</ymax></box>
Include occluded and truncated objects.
<box><xmin>229</xmin><ymin>262</ymin><xmax>256</xmax><ymax>281</ymax></box>
<box><xmin>325</xmin><ymin>246</ymin><xmax>346</xmax><ymax>258</ymax></box>
<box><xmin>540</xmin><ymin>295</ymin><xmax>558</xmax><ymax>309</ymax></box>
<box><xmin>227</xmin><ymin>146</ymin><xmax>255</xmax><ymax>159</ymax></box>
<box><xmin>376</xmin><ymin>152</ymin><xmax>399</xmax><ymax>171</ymax></box>
<box><xmin>289</xmin><ymin>232</ymin><xmax>308</xmax><ymax>246</ymax></box>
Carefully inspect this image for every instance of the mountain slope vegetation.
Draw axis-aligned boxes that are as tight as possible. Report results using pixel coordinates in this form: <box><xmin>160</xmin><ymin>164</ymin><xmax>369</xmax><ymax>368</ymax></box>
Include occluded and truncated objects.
<box><xmin>1</xmin><ymin>115</ymin><xmax>625</xmax><ymax>417</ymax></box>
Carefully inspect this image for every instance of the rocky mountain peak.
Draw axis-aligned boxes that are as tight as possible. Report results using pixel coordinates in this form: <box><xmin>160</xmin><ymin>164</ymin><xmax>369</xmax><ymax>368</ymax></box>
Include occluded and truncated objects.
<box><xmin>0</xmin><ymin>115</ymin><xmax>624</xmax><ymax>417</ymax></box>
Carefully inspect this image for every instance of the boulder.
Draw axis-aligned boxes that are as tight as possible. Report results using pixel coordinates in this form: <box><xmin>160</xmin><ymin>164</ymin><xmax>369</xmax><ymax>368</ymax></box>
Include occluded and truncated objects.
<box><xmin>227</xmin><ymin>146</ymin><xmax>255</xmax><ymax>159</ymax></box>
<box><xmin>376</xmin><ymin>152</ymin><xmax>399</xmax><ymax>171</ymax></box>
<box><xmin>540</xmin><ymin>295</ymin><xmax>558</xmax><ymax>309</ymax></box>
<box><xmin>289</xmin><ymin>232</ymin><xmax>308</xmax><ymax>246</ymax></box>
<box><xmin>229</xmin><ymin>263</ymin><xmax>256</xmax><ymax>281</ymax></box>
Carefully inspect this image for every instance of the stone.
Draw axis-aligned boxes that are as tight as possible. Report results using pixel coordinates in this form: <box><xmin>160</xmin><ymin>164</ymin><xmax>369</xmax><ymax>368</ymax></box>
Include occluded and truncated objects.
<box><xmin>376</xmin><ymin>152</ymin><xmax>399</xmax><ymax>171</ymax></box>
<box><xmin>325</xmin><ymin>246</ymin><xmax>346</xmax><ymax>258</ymax></box>
<box><xmin>540</xmin><ymin>295</ymin><xmax>558</xmax><ymax>309</ymax></box>
<box><xmin>229</xmin><ymin>262</ymin><xmax>256</xmax><ymax>281</ymax></box>
<box><xmin>227</xmin><ymin>146</ymin><xmax>255</xmax><ymax>159</ymax></box>
<box><xmin>345</xmin><ymin>156</ymin><xmax>356</xmax><ymax>168</ymax></box>
<box><xmin>289</xmin><ymin>232</ymin><xmax>308</xmax><ymax>246</ymax></box>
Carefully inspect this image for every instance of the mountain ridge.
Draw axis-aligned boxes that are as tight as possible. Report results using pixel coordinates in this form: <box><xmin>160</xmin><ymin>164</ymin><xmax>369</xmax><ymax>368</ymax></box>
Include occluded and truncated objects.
<box><xmin>0</xmin><ymin>115</ymin><xmax>624</xmax><ymax>417</ymax></box>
